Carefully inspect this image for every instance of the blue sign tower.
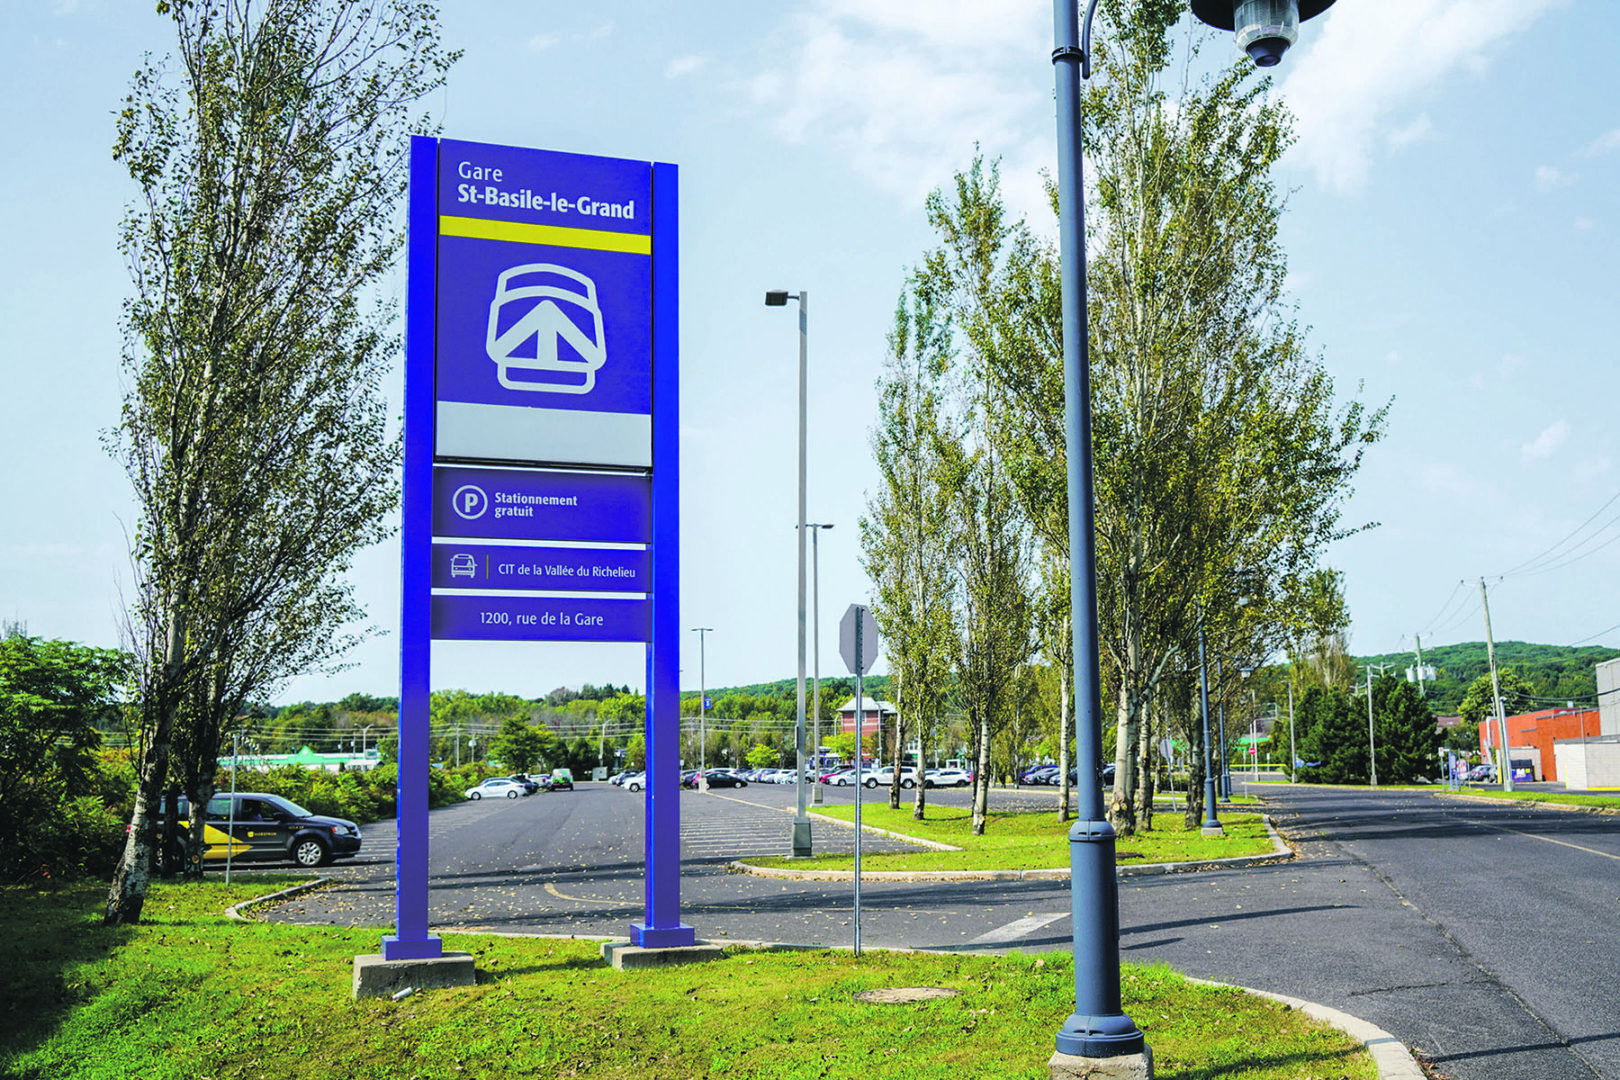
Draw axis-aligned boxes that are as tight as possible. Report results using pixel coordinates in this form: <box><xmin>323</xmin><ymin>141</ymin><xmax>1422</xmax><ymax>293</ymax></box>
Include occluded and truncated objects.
<box><xmin>388</xmin><ymin>136</ymin><xmax>690</xmax><ymax>960</ymax></box>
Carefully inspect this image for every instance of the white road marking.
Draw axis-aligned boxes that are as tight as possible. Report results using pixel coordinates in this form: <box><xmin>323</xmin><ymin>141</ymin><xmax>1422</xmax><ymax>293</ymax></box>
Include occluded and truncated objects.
<box><xmin>968</xmin><ymin>912</ymin><xmax>1068</xmax><ymax>945</ymax></box>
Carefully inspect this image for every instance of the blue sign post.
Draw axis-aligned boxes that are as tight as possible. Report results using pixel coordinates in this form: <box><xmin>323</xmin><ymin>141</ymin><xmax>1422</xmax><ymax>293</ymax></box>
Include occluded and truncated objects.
<box><xmin>387</xmin><ymin>136</ymin><xmax>690</xmax><ymax>962</ymax></box>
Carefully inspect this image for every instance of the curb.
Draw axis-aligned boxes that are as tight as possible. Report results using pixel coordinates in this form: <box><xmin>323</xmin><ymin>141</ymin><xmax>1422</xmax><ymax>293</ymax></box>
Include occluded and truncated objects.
<box><xmin>1188</xmin><ymin>978</ymin><xmax>1424</xmax><ymax>1080</ymax></box>
<box><xmin>224</xmin><ymin>876</ymin><xmax>330</xmax><ymax>921</ymax></box>
<box><xmin>731</xmin><ymin>814</ymin><xmax>1294</xmax><ymax>882</ymax></box>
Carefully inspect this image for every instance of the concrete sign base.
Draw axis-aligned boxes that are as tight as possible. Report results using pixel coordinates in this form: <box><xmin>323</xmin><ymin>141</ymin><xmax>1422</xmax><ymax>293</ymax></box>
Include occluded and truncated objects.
<box><xmin>352</xmin><ymin>952</ymin><xmax>477</xmax><ymax>999</ymax></box>
<box><xmin>1048</xmin><ymin>1047</ymin><xmax>1154</xmax><ymax>1079</ymax></box>
<box><xmin>602</xmin><ymin>939</ymin><xmax>724</xmax><ymax>971</ymax></box>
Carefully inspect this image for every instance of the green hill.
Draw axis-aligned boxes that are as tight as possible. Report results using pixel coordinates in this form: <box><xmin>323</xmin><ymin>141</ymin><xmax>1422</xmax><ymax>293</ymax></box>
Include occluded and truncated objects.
<box><xmin>1355</xmin><ymin>641</ymin><xmax>1620</xmax><ymax>715</ymax></box>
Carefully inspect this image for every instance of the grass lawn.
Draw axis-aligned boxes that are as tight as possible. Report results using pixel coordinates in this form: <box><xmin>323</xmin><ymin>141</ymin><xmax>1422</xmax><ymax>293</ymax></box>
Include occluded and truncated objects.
<box><xmin>1446</xmin><ymin>788</ymin><xmax>1620</xmax><ymax>811</ymax></box>
<box><xmin>0</xmin><ymin>878</ymin><xmax>1373</xmax><ymax>1080</ymax></box>
<box><xmin>743</xmin><ymin>804</ymin><xmax>1277</xmax><ymax>873</ymax></box>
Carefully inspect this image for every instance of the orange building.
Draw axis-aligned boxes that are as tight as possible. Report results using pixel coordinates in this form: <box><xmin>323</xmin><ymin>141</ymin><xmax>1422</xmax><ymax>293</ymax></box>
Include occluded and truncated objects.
<box><xmin>1478</xmin><ymin>707</ymin><xmax>1601</xmax><ymax>782</ymax></box>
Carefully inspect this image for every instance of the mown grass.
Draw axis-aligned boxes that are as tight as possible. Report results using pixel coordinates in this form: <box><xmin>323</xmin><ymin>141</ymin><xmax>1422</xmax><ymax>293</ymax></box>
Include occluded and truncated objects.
<box><xmin>0</xmin><ymin>878</ymin><xmax>1372</xmax><ymax>1080</ymax></box>
<box><xmin>1445</xmin><ymin>788</ymin><xmax>1620</xmax><ymax>811</ymax></box>
<box><xmin>744</xmin><ymin>804</ymin><xmax>1276</xmax><ymax>873</ymax></box>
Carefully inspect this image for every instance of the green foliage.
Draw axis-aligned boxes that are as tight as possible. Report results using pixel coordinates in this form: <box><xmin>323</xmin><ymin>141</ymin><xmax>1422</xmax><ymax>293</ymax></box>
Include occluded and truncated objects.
<box><xmin>745</xmin><ymin>742</ymin><xmax>779</xmax><ymax>769</ymax></box>
<box><xmin>0</xmin><ymin>637</ymin><xmax>130</xmax><ymax>882</ymax></box>
<box><xmin>1457</xmin><ymin>668</ymin><xmax>1536</xmax><ymax>726</ymax></box>
<box><xmin>489</xmin><ymin>715</ymin><xmax>547</xmax><ymax>774</ymax></box>
<box><xmin>1294</xmin><ymin>676</ymin><xmax>1441</xmax><ymax>784</ymax></box>
<box><xmin>1358</xmin><ymin>642</ymin><xmax>1618</xmax><ymax>715</ymax></box>
<box><xmin>1373</xmin><ymin>676</ymin><xmax>1442</xmax><ymax>783</ymax></box>
<box><xmin>1295</xmin><ymin>687</ymin><xmax>1368</xmax><ymax>784</ymax></box>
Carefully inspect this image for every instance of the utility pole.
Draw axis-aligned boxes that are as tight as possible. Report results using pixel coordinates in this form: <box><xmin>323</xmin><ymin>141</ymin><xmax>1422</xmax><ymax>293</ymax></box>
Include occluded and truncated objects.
<box><xmin>1361</xmin><ymin>661</ymin><xmax>1396</xmax><ymax>788</ymax></box>
<box><xmin>1287</xmin><ymin>680</ymin><xmax>1295</xmax><ymax>783</ymax></box>
<box><xmin>1365</xmin><ymin>665</ymin><xmax>1378</xmax><ymax>788</ymax></box>
<box><xmin>1415</xmin><ymin>633</ymin><xmax>1427</xmax><ymax>698</ymax></box>
<box><xmin>1479</xmin><ymin>578</ymin><xmax>1515</xmax><ymax>792</ymax></box>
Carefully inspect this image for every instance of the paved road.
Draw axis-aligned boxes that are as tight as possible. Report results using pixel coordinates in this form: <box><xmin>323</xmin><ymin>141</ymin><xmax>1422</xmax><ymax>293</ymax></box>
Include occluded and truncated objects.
<box><xmin>265</xmin><ymin>780</ymin><xmax>1620</xmax><ymax>1079</ymax></box>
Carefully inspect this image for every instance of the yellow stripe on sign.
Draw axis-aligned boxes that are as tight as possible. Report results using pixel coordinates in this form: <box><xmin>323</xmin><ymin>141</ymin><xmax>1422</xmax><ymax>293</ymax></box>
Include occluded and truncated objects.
<box><xmin>440</xmin><ymin>215</ymin><xmax>651</xmax><ymax>255</ymax></box>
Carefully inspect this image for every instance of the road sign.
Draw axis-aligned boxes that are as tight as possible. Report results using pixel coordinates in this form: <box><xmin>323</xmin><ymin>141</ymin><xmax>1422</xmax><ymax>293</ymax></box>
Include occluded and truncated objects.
<box><xmin>839</xmin><ymin>604</ymin><xmax>879</xmax><ymax>675</ymax></box>
<box><xmin>431</xmin><ymin>465</ymin><xmax>649</xmax><ymax>542</ymax></box>
<box><xmin>431</xmin><ymin>543</ymin><xmax>648</xmax><ymax>592</ymax></box>
<box><xmin>434</xmin><ymin>139</ymin><xmax>653</xmax><ymax>469</ymax></box>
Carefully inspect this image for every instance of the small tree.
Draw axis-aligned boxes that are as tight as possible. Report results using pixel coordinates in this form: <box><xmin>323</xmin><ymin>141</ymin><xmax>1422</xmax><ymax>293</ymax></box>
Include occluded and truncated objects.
<box><xmin>491</xmin><ymin>717</ymin><xmax>544</xmax><ymax>774</ymax></box>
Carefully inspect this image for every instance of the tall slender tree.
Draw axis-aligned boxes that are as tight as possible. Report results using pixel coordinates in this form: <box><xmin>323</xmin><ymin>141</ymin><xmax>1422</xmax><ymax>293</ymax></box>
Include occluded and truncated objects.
<box><xmin>106</xmin><ymin>0</ymin><xmax>455</xmax><ymax>924</ymax></box>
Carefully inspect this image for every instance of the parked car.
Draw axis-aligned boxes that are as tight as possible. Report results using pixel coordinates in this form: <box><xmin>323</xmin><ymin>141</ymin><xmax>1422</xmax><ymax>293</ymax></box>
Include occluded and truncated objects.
<box><xmin>465</xmin><ymin>777</ymin><xmax>527</xmax><ymax>800</ymax></box>
<box><xmin>622</xmin><ymin>772</ymin><xmax>646</xmax><ymax>791</ymax></box>
<box><xmin>865</xmin><ymin>766</ymin><xmax>919</xmax><ymax>789</ymax></box>
<box><xmin>1020</xmin><ymin>766</ymin><xmax>1059</xmax><ymax>785</ymax></box>
<box><xmin>549</xmin><ymin>768</ymin><xmax>575</xmax><ymax>791</ymax></box>
<box><xmin>924</xmin><ymin>768</ymin><xmax>972</xmax><ymax>788</ymax></box>
<box><xmin>1467</xmin><ymin>764</ymin><xmax>1497</xmax><ymax>782</ymax></box>
<box><xmin>505</xmin><ymin>774</ymin><xmax>541</xmax><ymax>795</ymax></box>
<box><xmin>158</xmin><ymin>792</ymin><xmax>362</xmax><ymax>868</ymax></box>
<box><xmin>821</xmin><ymin>769</ymin><xmax>857</xmax><ymax>786</ymax></box>
<box><xmin>684</xmin><ymin>769</ymin><xmax>748</xmax><ymax>789</ymax></box>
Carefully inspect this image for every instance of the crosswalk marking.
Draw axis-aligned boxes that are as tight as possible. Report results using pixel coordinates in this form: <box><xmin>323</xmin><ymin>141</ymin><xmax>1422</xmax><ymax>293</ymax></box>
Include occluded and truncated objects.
<box><xmin>968</xmin><ymin>912</ymin><xmax>1068</xmax><ymax>946</ymax></box>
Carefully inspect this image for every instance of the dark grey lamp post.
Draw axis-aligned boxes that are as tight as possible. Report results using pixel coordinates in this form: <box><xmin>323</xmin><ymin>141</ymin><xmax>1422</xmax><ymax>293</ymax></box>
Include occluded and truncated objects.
<box><xmin>765</xmin><ymin>288</ymin><xmax>813</xmax><ymax>857</ymax></box>
<box><xmin>1048</xmin><ymin>0</ymin><xmax>1335</xmax><ymax>1063</ymax></box>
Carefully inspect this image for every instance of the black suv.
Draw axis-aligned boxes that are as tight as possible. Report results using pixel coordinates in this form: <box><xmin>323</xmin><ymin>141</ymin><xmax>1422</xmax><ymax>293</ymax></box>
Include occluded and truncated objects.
<box><xmin>170</xmin><ymin>792</ymin><xmax>363</xmax><ymax>868</ymax></box>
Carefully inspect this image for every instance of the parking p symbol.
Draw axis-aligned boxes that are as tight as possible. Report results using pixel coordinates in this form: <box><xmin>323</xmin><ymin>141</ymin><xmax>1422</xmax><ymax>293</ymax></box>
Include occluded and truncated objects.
<box><xmin>452</xmin><ymin>484</ymin><xmax>489</xmax><ymax>520</ymax></box>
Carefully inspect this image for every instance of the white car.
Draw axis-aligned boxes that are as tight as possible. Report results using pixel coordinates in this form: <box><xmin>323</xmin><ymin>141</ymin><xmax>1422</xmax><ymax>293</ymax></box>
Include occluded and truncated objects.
<box><xmin>865</xmin><ymin>766</ymin><xmax>920</xmax><ymax>789</ymax></box>
<box><xmin>464</xmin><ymin>777</ymin><xmax>526</xmax><ymax>800</ymax></box>
<box><xmin>925</xmin><ymin>768</ymin><xmax>972</xmax><ymax>788</ymax></box>
<box><xmin>622</xmin><ymin>772</ymin><xmax>646</xmax><ymax>791</ymax></box>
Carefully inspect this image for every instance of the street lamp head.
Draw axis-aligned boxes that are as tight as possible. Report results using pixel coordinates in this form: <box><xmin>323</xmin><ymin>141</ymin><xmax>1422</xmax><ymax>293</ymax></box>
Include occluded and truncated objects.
<box><xmin>764</xmin><ymin>290</ymin><xmax>790</xmax><ymax>306</ymax></box>
<box><xmin>1189</xmin><ymin>0</ymin><xmax>1336</xmax><ymax>68</ymax></box>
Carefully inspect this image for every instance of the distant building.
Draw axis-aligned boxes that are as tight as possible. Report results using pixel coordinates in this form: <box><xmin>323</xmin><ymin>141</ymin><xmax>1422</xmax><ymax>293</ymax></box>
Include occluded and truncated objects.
<box><xmin>837</xmin><ymin>696</ymin><xmax>896</xmax><ymax>738</ymax></box>
<box><xmin>1479</xmin><ymin>707</ymin><xmax>1600</xmax><ymax>783</ymax></box>
<box><xmin>1597</xmin><ymin>657</ymin><xmax>1620</xmax><ymax>736</ymax></box>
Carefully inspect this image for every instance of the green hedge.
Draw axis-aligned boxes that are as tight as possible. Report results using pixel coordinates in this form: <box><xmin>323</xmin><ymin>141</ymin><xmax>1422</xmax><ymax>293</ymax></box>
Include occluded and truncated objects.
<box><xmin>229</xmin><ymin>762</ymin><xmax>479</xmax><ymax>825</ymax></box>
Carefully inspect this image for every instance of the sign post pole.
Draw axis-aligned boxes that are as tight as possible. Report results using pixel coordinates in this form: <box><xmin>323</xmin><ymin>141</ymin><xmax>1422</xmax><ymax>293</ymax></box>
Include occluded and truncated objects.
<box><xmin>840</xmin><ymin>603</ymin><xmax>879</xmax><ymax>957</ymax></box>
<box><xmin>384</xmin><ymin>134</ymin><xmax>443</xmax><ymax>962</ymax></box>
<box><xmin>632</xmin><ymin>161</ymin><xmax>693</xmax><ymax>948</ymax></box>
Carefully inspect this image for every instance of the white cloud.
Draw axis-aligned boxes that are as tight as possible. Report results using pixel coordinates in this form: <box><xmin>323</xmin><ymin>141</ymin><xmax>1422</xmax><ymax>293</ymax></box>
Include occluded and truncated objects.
<box><xmin>748</xmin><ymin>1</ymin><xmax>1050</xmax><ymax>211</ymax></box>
<box><xmin>1534</xmin><ymin>164</ymin><xmax>1572</xmax><ymax>191</ymax></box>
<box><xmin>1521</xmin><ymin>419</ymin><xmax>1570</xmax><ymax>461</ymax></box>
<box><xmin>48</xmin><ymin>0</ymin><xmax>78</xmax><ymax>14</ymax></box>
<box><xmin>1581</xmin><ymin>127</ymin><xmax>1620</xmax><ymax>157</ymax></box>
<box><xmin>666</xmin><ymin>54</ymin><xmax>705</xmax><ymax>79</ymax></box>
<box><xmin>526</xmin><ymin>33</ymin><xmax>559</xmax><ymax>53</ymax></box>
<box><xmin>1281</xmin><ymin>0</ymin><xmax>1564</xmax><ymax>194</ymax></box>
<box><xmin>1574</xmin><ymin>217</ymin><xmax>1596</xmax><ymax>230</ymax></box>
<box><xmin>1387</xmin><ymin>113</ymin><xmax>1433</xmax><ymax>148</ymax></box>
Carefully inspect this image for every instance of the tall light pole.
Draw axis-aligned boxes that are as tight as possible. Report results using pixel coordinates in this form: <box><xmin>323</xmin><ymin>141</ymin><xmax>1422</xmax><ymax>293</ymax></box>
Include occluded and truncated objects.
<box><xmin>766</xmin><ymin>288</ymin><xmax>813</xmax><ymax>856</ymax></box>
<box><xmin>1050</xmin><ymin>0</ymin><xmax>1336</xmax><ymax>1064</ymax></box>
<box><xmin>692</xmin><ymin>627</ymin><xmax>714</xmax><ymax>773</ymax></box>
<box><xmin>808</xmin><ymin>523</ymin><xmax>834</xmax><ymax>804</ymax></box>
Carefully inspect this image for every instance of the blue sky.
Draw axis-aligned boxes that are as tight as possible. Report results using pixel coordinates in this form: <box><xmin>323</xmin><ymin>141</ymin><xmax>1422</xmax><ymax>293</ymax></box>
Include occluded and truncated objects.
<box><xmin>3</xmin><ymin>0</ymin><xmax>1617</xmax><ymax>704</ymax></box>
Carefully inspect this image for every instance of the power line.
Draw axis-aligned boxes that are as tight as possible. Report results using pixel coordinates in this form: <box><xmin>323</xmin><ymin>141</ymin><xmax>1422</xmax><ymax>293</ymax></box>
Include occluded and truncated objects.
<box><xmin>1498</xmin><ymin>487</ymin><xmax>1620</xmax><ymax>578</ymax></box>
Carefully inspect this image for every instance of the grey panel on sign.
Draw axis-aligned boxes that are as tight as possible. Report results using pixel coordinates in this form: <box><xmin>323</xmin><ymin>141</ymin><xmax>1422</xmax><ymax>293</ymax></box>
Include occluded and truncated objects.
<box><xmin>436</xmin><ymin>401</ymin><xmax>651</xmax><ymax>468</ymax></box>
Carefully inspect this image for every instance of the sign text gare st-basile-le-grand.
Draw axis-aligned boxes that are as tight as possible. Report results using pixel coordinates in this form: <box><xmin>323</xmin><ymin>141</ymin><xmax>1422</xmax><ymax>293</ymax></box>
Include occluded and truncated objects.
<box><xmin>430</xmin><ymin>139</ymin><xmax>658</xmax><ymax>644</ymax></box>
